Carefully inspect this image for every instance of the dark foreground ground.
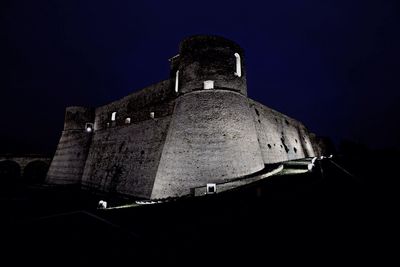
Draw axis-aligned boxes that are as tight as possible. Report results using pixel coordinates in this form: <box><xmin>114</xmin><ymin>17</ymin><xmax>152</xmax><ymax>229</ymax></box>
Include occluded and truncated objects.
<box><xmin>0</xmin><ymin>153</ymin><xmax>396</xmax><ymax>265</ymax></box>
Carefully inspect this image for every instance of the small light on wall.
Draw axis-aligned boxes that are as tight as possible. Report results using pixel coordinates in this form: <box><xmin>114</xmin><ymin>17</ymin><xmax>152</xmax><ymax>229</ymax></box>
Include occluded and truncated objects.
<box><xmin>85</xmin><ymin>123</ymin><xmax>94</xmax><ymax>133</ymax></box>
<box><xmin>203</xmin><ymin>80</ymin><xmax>214</xmax><ymax>90</ymax></box>
<box><xmin>206</xmin><ymin>183</ymin><xmax>217</xmax><ymax>194</ymax></box>
<box><xmin>150</xmin><ymin>112</ymin><xmax>155</xmax><ymax>119</ymax></box>
<box><xmin>125</xmin><ymin>117</ymin><xmax>131</xmax><ymax>124</ymax></box>
<box><xmin>111</xmin><ymin>111</ymin><xmax>117</xmax><ymax>121</ymax></box>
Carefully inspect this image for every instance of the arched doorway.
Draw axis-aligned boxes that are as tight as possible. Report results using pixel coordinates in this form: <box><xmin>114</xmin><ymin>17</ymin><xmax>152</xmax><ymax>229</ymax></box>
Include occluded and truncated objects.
<box><xmin>23</xmin><ymin>160</ymin><xmax>49</xmax><ymax>184</ymax></box>
<box><xmin>0</xmin><ymin>160</ymin><xmax>21</xmax><ymax>185</ymax></box>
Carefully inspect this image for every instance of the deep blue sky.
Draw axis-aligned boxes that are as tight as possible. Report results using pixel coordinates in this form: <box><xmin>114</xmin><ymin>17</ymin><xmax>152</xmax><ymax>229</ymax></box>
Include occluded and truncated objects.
<box><xmin>1</xmin><ymin>0</ymin><xmax>399</xmax><ymax>154</ymax></box>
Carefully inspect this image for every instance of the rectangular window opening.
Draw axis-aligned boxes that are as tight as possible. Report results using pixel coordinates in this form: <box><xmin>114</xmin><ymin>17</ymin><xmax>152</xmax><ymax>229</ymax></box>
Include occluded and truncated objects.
<box><xmin>111</xmin><ymin>111</ymin><xmax>117</xmax><ymax>121</ymax></box>
<box><xmin>203</xmin><ymin>80</ymin><xmax>214</xmax><ymax>90</ymax></box>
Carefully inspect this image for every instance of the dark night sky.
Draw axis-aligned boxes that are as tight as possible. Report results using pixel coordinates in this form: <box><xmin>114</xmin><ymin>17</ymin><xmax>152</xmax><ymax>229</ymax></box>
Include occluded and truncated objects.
<box><xmin>1</xmin><ymin>0</ymin><xmax>399</xmax><ymax>155</ymax></box>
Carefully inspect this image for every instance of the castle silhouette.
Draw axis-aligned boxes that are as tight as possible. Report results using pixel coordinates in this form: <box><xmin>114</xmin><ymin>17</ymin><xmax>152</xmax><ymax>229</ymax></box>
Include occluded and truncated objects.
<box><xmin>46</xmin><ymin>35</ymin><xmax>324</xmax><ymax>199</ymax></box>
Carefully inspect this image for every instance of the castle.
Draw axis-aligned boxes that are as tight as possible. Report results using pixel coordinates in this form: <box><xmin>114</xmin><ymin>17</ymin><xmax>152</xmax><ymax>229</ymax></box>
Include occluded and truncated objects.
<box><xmin>46</xmin><ymin>35</ymin><xmax>323</xmax><ymax>199</ymax></box>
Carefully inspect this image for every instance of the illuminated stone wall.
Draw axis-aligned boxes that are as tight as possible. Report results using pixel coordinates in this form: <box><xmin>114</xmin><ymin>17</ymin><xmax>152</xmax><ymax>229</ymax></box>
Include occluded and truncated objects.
<box><xmin>93</xmin><ymin>80</ymin><xmax>175</xmax><ymax>131</ymax></box>
<box><xmin>172</xmin><ymin>35</ymin><xmax>247</xmax><ymax>96</ymax></box>
<box><xmin>46</xmin><ymin>35</ymin><xmax>322</xmax><ymax>199</ymax></box>
<box><xmin>151</xmin><ymin>90</ymin><xmax>264</xmax><ymax>199</ymax></box>
<box><xmin>81</xmin><ymin>116</ymin><xmax>172</xmax><ymax>198</ymax></box>
<box><xmin>250</xmin><ymin>100</ymin><xmax>316</xmax><ymax>164</ymax></box>
<box><xmin>46</xmin><ymin>107</ymin><xmax>94</xmax><ymax>185</ymax></box>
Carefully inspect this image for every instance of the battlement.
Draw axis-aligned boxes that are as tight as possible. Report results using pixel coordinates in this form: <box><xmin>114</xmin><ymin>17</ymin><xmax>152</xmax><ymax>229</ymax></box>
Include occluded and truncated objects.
<box><xmin>93</xmin><ymin>80</ymin><xmax>175</xmax><ymax>131</ymax></box>
<box><xmin>171</xmin><ymin>35</ymin><xmax>247</xmax><ymax>96</ymax></box>
<box><xmin>64</xmin><ymin>36</ymin><xmax>248</xmax><ymax>134</ymax></box>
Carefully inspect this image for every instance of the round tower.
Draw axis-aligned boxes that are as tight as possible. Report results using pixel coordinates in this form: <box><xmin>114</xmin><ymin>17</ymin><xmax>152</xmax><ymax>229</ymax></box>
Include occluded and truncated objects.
<box><xmin>171</xmin><ymin>35</ymin><xmax>247</xmax><ymax>96</ymax></box>
<box><xmin>152</xmin><ymin>36</ymin><xmax>263</xmax><ymax>198</ymax></box>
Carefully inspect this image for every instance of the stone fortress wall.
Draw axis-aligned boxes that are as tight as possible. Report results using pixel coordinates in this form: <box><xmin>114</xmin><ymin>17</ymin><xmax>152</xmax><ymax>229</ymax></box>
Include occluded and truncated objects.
<box><xmin>46</xmin><ymin>35</ymin><xmax>323</xmax><ymax>199</ymax></box>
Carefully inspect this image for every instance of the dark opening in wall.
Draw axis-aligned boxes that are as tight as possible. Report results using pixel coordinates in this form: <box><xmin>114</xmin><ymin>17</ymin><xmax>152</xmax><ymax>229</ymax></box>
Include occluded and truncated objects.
<box><xmin>294</xmin><ymin>147</ymin><xmax>297</xmax><ymax>153</ymax></box>
<box><xmin>285</xmin><ymin>119</ymin><xmax>289</xmax><ymax>125</ymax></box>
<box><xmin>141</xmin><ymin>150</ymin><xmax>145</xmax><ymax>155</ymax></box>
<box><xmin>0</xmin><ymin>160</ymin><xmax>21</xmax><ymax>184</ymax></box>
<box><xmin>267</xmin><ymin>144</ymin><xmax>271</xmax><ymax>149</ymax></box>
<box><xmin>23</xmin><ymin>161</ymin><xmax>49</xmax><ymax>184</ymax></box>
<box><xmin>280</xmin><ymin>137</ymin><xmax>290</xmax><ymax>153</ymax></box>
<box><xmin>295</xmin><ymin>139</ymin><xmax>298</xmax><ymax>143</ymax></box>
<box><xmin>255</xmin><ymin>108</ymin><xmax>260</xmax><ymax>116</ymax></box>
<box><xmin>109</xmin><ymin>165</ymin><xmax>122</xmax><ymax>193</ymax></box>
<box><xmin>258</xmin><ymin>119</ymin><xmax>261</xmax><ymax>123</ymax></box>
<box><xmin>119</xmin><ymin>142</ymin><xmax>125</xmax><ymax>153</ymax></box>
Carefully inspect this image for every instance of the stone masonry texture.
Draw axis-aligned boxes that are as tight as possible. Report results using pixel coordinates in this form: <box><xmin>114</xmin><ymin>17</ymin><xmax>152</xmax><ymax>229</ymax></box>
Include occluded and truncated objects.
<box><xmin>46</xmin><ymin>35</ymin><xmax>322</xmax><ymax>199</ymax></box>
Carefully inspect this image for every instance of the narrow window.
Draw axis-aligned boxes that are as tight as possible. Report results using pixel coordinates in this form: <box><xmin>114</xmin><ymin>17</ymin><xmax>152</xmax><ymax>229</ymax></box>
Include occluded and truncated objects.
<box><xmin>85</xmin><ymin>123</ymin><xmax>94</xmax><ymax>133</ymax></box>
<box><xmin>111</xmin><ymin>112</ymin><xmax>117</xmax><ymax>121</ymax></box>
<box><xmin>234</xmin><ymin>53</ymin><xmax>242</xmax><ymax>77</ymax></box>
<box><xmin>203</xmin><ymin>80</ymin><xmax>214</xmax><ymax>89</ymax></box>
<box><xmin>150</xmin><ymin>112</ymin><xmax>155</xmax><ymax>119</ymax></box>
<box><xmin>125</xmin><ymin>117</ymin><xmax>131</xmax><ymax>124</ymax></box>
<box><xmin>175</xmin><ymin>70</ymin><xmax>179</xmax><ymax>93</ymax></box>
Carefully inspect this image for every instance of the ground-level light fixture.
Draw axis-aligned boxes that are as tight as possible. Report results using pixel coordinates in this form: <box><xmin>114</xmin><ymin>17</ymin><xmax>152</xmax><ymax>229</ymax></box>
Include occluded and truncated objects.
<box><xmin>206</xmin><ymin>183</ymin><xmax>217</xmax><ymax>194</ymax></box>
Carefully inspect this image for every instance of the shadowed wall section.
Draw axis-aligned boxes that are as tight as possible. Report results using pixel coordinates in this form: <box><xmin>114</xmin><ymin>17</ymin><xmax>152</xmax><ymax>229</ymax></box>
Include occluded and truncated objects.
<box><xmin>46</xmin><ymin>107</ymin><xmax>94</xmax><ymax>185</ymax></box>
<box><xmin>0</xmin><ymin>160</ymin><xmax>21</xmax><ymax>184</ymax></box>
<box><xmin>250</xmin><ymin>100</ymin><xmax>315</xmax><ymax>164</ymax></box>
<box><xmin>151</xmin><ymin>90</ymin><xmax>264</xmax><ymax>199</ymax></box>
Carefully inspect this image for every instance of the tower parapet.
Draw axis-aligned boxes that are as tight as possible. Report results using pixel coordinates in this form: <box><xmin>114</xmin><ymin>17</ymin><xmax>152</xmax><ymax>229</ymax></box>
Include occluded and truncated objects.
<box><xmin>171</xmin><ymin>35</ymin><xmax>247</xmax><ymax>96</ymax></box>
